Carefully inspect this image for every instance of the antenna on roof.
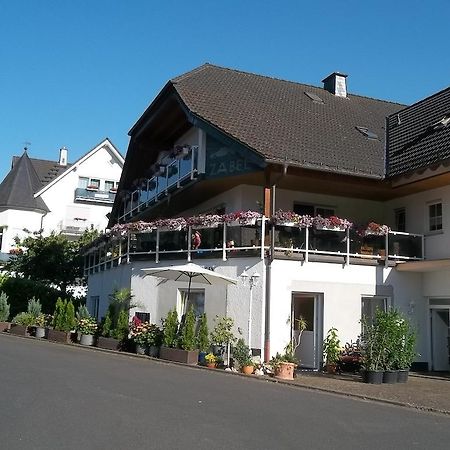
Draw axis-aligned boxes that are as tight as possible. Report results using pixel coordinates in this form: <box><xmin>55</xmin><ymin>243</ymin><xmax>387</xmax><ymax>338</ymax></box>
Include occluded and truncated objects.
<box><xmin>23</xmin><ymin>141</ymin><xmax>31</xmax><ymax>152</ymax></box>
<box><xmin>397</xmin><ymin>114</ymin><xmax>401</xmax><ymax>126</ymax></box>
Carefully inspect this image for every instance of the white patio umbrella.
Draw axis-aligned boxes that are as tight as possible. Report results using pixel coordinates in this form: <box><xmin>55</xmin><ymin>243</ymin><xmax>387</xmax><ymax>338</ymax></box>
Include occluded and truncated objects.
<box><xmin>141</xmin><ymin>262</ymin><xmax>237</xmax><ymax>300</ymax></box>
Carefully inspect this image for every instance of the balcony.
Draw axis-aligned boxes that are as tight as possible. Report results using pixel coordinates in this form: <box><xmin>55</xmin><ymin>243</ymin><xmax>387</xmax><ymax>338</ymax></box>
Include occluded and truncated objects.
<box><xmin>75</xmin><ymin>187</ymin><xmax>116</xmax><ymax>204</ymax></box>
<box><xmin>84</xmin><ymin>218</ymin><xmax>424</xmax><ymax>275</ymax></box>
<box><xmin>119</xmin><ymin>145</ymin><xmax>199</xmax><ymax>221</ymax></box>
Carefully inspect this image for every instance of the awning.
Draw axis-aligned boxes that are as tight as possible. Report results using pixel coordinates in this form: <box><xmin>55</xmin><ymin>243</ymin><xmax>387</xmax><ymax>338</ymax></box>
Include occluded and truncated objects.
<box><xmin>396</xmin><ymin>259</ymin><xmax>450</xmax><ymax>272</ymax></box>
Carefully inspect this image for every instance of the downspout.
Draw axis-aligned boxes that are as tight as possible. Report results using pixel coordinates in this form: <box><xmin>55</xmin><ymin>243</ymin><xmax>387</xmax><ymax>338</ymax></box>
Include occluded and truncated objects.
<box><xmin>40</xmin><ymin>211</ymin><xmax>47</xmax><ymax>236</ymax></box>
<box><xmin>264</xmin><ymin>163</ymin><xmax>288</xmax><ymax>362</ymax></box>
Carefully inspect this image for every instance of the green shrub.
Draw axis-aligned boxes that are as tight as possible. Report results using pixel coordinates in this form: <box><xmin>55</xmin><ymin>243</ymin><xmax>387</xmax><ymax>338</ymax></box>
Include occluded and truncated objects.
<box><xmin>12</xmin><ymin>312</ymin><xmax>34</xmax><ymax>326</ymax></box>
<box><xmin>64</xmin><ymin>301</ymin><xmax>76</xmax><ymax>332</ymax></box>
<box><xmin>179</xmin><ymin>306</ymin><xmax>196</xmax><ymax>351</ymax></box>
<box><xmin>102</xmin><ymin>306</ymin><xmax>113</xmax><ymax>337</ymax></box>
<box><xmin>210</xmin><ymin>316</ymin><xmax>236</xmax><ymax>346</ymax></box>
<box><xmin>232</xmin><ymin>338</ymin><xmax>253</xmax><ymax>367</ymax></box>
<box><xmin>76</xmin><ymin>304</ymin><xmax>90</xmax><ymax>321</ymax></box>
<box><xmin>27</xmin><ymin>297</ymin><xmax>42</xmax><ymax>319</ymax></box>
<box><xmin>52</xmin><ymin>298</ymin><xmax>65</xmax><ymax>331</ymax></box>
<box><xmin>0</xmin><ymin>291</ymin><xmax>10</xmax><ymax>321</ymax></box>
<box><xmin>114</xmin><ymin>309</ymin><xmax>129</xmax><ymax>341</ymax></box>
<box><xmin>196</xmin><ymin>313</ymin><xmax>210</xmax><ymax>352</ymax></box>
<box><xmin>0</xmin><ymin>277</ymin><xmax>68</xmax><ymax>317</ymax></box>
<box><xmin>162</xmin><ymin>309</ymin><xmax>179</xmax><ymax>348</ymax></box>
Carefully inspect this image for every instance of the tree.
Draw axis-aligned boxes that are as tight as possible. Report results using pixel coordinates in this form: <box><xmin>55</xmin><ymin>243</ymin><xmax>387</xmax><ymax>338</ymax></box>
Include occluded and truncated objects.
<box><xmin>5</xmin><ymin>229</ymin><xmax>99</xmax><ymax>296</ymax></box>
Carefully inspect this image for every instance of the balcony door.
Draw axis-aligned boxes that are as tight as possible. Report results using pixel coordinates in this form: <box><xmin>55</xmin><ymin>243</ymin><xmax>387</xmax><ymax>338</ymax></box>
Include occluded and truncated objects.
<box><xmin>291</xmin><ymin>293</ymin><xmax>323</xmax><ymax>369</ymax></box>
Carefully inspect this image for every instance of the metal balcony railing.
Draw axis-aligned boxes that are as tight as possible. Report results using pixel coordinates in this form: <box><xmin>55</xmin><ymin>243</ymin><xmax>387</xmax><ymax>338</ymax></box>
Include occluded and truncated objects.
<box><xmin>75</xmin><ymin>187</ymin><xmax>116</xmax><ymax>204</ymax></box>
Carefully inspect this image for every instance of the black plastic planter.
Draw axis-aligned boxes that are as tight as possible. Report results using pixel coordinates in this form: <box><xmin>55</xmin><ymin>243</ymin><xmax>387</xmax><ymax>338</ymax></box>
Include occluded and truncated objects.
<box><xmin>383</xmin><ymin>370</ymin><xmax>398</xmax><ymax>384</ymax></box>
<box><xmin>362</xmin><ymin>370</ymin><xmax>384</xmax><ymax>384</ymax></box>
<box><xmin>397</xmin><ymin>370</ymin><xmax>409</xmax><ymax>383</ymax></box>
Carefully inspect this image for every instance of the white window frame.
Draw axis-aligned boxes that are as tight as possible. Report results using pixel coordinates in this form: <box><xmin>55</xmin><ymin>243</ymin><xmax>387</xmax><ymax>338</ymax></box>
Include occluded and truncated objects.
<box><xmin>428</xmin><ymin>201</ymin><xmax>443</xmax><ymax>233</ymax></box>
<box><xmin>177</xmin><ymin>288</ymin><xmax>205</xmax><ymax>318</ymax></box>
<box><xmin>361</xmin><ymin>296</ymin><xmax>392</xmax><ymax>330</ymax></box>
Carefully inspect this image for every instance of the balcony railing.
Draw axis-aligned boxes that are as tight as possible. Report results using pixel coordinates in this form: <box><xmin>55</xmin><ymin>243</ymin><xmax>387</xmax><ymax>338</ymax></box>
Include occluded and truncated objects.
<box><xmin>119</xmin><ymin>146</ymin><xmax>199</xmax><ymax>221</ymax></box>
<box><xmin>75</xmin><ymin>187</ymin><xmax>116</xmax><ymax>204</ymax></box>
<box><xmin>84</xmin><ymin>219</ymin><xmax>424</xmax><ymax>275</ymax></box>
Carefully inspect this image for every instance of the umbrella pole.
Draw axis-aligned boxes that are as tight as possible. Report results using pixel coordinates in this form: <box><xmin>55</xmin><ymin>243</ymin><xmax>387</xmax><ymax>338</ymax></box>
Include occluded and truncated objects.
<box><xmin>187</xmin><ymin>276</ymin><xmax>192</xmax><ymax>307</ymax></box>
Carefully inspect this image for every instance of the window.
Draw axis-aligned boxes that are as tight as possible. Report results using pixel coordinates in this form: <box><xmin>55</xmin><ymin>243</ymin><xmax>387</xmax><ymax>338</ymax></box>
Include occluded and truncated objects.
<box><xmin>90</xmin><ymin>296</ymin><xmax>100</xmax><ymax>320</ymax></box>
<box><xmin>178</xmin><ymin>289</ymin><xmax>205</xmax><ymax>318</ymax></box>
<box><xmin>355</xmin><ymin>126</ymin><xmax>378</xmax><ymax>140</ymax></box>
<box><xmin>89</xmin><ymin>178</ymin><xmax>100</xmax><ymax>188</ymax></box>
<box><xmin>361</xmin><ymin>296</ymin><xmax>391</xmax><ymax>329</ymax></box>
<box><xmin>395</xmin><ymin>208</ymin><xmax>406</xmax><ymax>232</ymax></box>
<box><xmin>428</xmin><ymin>202</ymin><xmax>442</xmax><ymax>232</ymax></box>
<box><xmin>294</xmin><ymin>203</ymin><xmax>335</xmax><ymax>217</ymax></box>
<box><xmin>105</xmin><ymin>180</ymin><xmax>115</xmax><ymax>191</ymax></box>
<box><xmin>135</xmin><ymin>312</ymin><xmax>150</xmax><ymax>322</ymax></box>
<box><xmin>78</xmin><ymin>177</ymin><xmax>89</xmax><ymax>189</ymax></box>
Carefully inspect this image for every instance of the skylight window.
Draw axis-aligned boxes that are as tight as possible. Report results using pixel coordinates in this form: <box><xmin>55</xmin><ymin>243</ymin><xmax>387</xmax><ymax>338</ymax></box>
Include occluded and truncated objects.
<box><xmin>431</xmin><ymin>114</ymin><xmax>450</xmax><ymax>130</ymax></box>
<box><xmin>355</xmin><ymin>126</ymin><xmax>378</xmax><ymax>140</ymax></box>
<box><xmin>304</xmin><ymin>91</ymin><xmax>324</xmax><ymax>104</ymax></box>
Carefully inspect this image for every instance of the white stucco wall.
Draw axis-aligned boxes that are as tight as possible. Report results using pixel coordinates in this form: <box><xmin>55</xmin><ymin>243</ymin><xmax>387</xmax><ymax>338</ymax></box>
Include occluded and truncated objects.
<box><xmin>40</xmin><ymin>143</ymin><xmax>123</xmax><ymax>235</ymax></box>
<box><xmin>385</xmin><ymin>184</ymin><xmax>450</xmax><ymax>260</ymax></box>
<box><xmin>0</xmin><ymin>209</ymin><xmax>44</xmax><ymax>253</ymax></box>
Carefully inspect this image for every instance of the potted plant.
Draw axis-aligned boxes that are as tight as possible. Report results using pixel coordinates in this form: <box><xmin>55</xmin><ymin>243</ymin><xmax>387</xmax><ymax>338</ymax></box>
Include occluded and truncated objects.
<box><xmin>160</xmin><ymin>307</ymin><xmax>199</xmax><ymax>364</ymax></box>
<box><xmin>0</xmin><ymin>291</ymin><xmax>11</xmax><ymax>332</ymax></box>
<box><xmin>196</xmin><ymin>313</ymin><xmax>210</xmax><ymax>364</ymax></box>
<box><xmin>35</xmin><ymin>313</ymin><xmax>51</xmax><ymax>339</ymax></box>
<box><xmin>147</xmin><ymin>323</ymin><xmax>163</xmax><ymax>357</ymax></box>
<box><xmin>210</xmin><ymin>315</ymin><xmax>236</xmax><ymax>357</ymax></box>
<box><xmin>360</xmin><ymin>312</ymin><xmax>385</xmax><ymax>384</ymax></box>
<box><xmin>270</xmin><ymin>343</ymin><xmax>298</xmax><ymax>380</ymax></box>
<box><xmin>48</xmin><ymin>298</ymin><xmax>76</xmax><ymax>343</ymax></box>
<box><xmin>205</xmin><ymin>352</ymin><xmax>217</xmax><ymax>368</ymax></box>
<box><xmin>77</xmin><ymin>316</ymin><xmax>98</xmax><ymax>346</ymax></box>
<box><xmin>392</xmin><ymin>313</ymin><xmax>417</xmax><ymax>383</ymax></box>
<box><xmin>130</xmin><ymin>317</ymin><xmax>151</xmax><ymax>355</ymax></box>
<box><xmin>10</xmin><ymin>312</ymin><xmax>34</xmax><ymax>336</ymax></box>
<box><xmin>232</xmin><ymin>338</ymin><xmax>254</xmax><ymax>374</ymax></box>
<box><xmin>97</xmin><ymin>289</ymin><xmax>134</xmax><ymax>351</ymax></box>
<box><xmin>322</xmin><ymin>328</ymin><xmax>341</xmax><ymax>374</ymax></box>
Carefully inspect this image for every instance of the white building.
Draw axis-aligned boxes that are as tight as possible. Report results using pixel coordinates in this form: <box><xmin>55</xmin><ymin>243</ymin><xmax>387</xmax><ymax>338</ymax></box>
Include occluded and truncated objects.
<box><xmin>84</xmin><ymin>65</ymin><xmax>450</xmax><ymax>372</ymax></box>
<box><xmin>0</xmin><ymin>138</ymin><xmax>124</xmax><ymax>259</ymax></box>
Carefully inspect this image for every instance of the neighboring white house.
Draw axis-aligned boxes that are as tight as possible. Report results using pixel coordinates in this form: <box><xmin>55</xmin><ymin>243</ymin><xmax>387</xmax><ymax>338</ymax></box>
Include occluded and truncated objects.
<box><xmin>0</xmin><ymin>138</ymin><xmax>124</xmax><ymax>259</ymax></box>
<box><xmin>83</xmin><ymin>64</ymin><xmax>450</xmax><ymax>372</ymax></box>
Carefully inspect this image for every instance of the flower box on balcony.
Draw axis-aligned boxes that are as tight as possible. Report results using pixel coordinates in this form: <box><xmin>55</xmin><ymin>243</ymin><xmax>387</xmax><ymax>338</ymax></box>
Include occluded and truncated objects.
<box><xmin>109</xmin><ymin>188</ymin><xmax>118</xmax><ymax>193</ymax></box>
<box><xmin>315</xmin><ymin>225</ymin><xmax>346</xmax><ymax>232</ymax></box>
<box><xmin>86</xmin><ymin>186</ymin><xmax>99</xmax><ymax>191</ymax></box>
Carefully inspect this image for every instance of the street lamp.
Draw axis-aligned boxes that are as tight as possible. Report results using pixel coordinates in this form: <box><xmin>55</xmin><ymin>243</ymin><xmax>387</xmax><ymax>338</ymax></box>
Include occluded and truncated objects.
<box><xmin>241</xmin><ymin>267</ymin><xmax>260</xmax><ymax>349</ymax></box>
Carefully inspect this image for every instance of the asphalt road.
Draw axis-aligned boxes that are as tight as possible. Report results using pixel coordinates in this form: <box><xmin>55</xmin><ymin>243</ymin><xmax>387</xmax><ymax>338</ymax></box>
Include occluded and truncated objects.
<box><xmin>1</xmin><ymin>334</ymin><xmax>449</xmax><ymax>450</ymax></box>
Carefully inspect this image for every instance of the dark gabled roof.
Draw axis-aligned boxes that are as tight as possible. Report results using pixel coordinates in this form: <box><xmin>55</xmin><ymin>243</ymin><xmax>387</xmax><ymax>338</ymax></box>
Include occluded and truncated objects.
<box><xmin>0</xmin><ymin>151</ymin><xmax>49</xmax><ymax>211</ymax></box>
<box><xmin>12</xmin><ymin>156</ymin><xmax>72</xmax><ymax>188</ymax></box>
<box><xmin>387</xmin><ymin>87</ymin><xmax>450</xmax><ymax>177</ymax></box>
<box><xmin>170</xmin><ymin>64</ymin><xmax>404</xmax><ymax>179</ymax></box>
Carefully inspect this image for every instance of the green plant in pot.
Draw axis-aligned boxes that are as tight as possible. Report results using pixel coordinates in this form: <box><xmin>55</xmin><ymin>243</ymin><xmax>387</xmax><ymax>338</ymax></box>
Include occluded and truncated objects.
<box><xmin>162</xmin><ymin>309</ymin><xmax>179</xmax><ymax>348</ymax></box>
<box><xmin>196</xmin><ymin>313</ymin><xmax>210</xmax><ymax>364</ymax></box>
<box><xmin>77</xmin><ymin>316</ymin><xmax>98</xmax><ymax>346</ymax></box>
<box><xmin>0</xmin><ymin>291</ymin><xmax>11</xmax><ymax>331</ymax></box>
<box><xmin>233</xmin><ymin>338</ymin><xmax>254</xmax><ymax>374</ymax></box>
<box><xmin>210</xmin><ymin>315</ymin><xmax>236</xmax><ymax>356</ymax></box>
<box><xmin>179</xmin><ymin>306</ymin><xmax>196</xmax><ymax>351</ymax></box>
<box><xmin>323</xmin><ymin>328</ymin><xmax>341</xmax><ymax>374</ymax></box>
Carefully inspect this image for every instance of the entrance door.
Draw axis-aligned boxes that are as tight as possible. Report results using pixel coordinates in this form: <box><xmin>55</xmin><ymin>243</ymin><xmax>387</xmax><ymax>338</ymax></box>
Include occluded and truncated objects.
<box><xmin>431</xmin><ymin>309</ymin><xmax>450</xmax><ymax>371</ymax></box>
<box><xmin>292</xmin><ymin>294</ymin><xmax>323</xmax><ymax>369</ymax></box>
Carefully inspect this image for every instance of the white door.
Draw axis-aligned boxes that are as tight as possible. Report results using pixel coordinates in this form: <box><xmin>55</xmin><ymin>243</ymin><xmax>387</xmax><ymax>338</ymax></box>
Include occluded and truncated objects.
<box><xmin>431</xmin><ymin>309</ymin><xmax>450</xmax><ymax>371</ymax></box>
<box><xmin>292</xmin><ymin>294</ymin><xmax>323</xmax><ymax>369</ymax></box>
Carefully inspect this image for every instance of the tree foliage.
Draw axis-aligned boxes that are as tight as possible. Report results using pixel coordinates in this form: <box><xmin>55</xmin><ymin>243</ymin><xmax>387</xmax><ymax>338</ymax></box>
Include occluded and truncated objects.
<box><xmin>5</xmin><ymin>229</ymin><xmax>99</xmax><ymax>296</ymax></box>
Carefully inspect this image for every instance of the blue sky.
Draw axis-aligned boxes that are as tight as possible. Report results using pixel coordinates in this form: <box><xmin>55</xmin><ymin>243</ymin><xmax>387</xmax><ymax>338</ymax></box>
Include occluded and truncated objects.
<box><xmin>1</xmin><ymin>0</ymin><xmax>449</xmax><ymax>180</ymax></box>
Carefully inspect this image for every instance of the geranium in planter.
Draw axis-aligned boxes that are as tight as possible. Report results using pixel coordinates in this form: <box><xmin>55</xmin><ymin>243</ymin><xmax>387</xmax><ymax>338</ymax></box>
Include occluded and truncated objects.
<box><xmin>35</xmin><ymin>313</ymin><xmax>52</xmax><ymax>339</ymax></box>
<box><xmin>314</xmin><ymin>215</ymin><xmax>352</xmax><ymax>231</ymax></box>
<box><xmin>271</xmin><ymin>210</ymin><xmax>300</xmax><ymax>226</ymax></box>
<box><xmin>362</xmin><ymin>222</ymin><xmax>391</xmax><ymax>236</ymax></box>
<box><xmin>186</xmin><ymin>214</ymin><xmax>223</xmax><ymax>229</ymax></box>
<box><xmin>224</xmin><ymin>211</ymin><xmax>261</xmax><ymax>226</ymax></box>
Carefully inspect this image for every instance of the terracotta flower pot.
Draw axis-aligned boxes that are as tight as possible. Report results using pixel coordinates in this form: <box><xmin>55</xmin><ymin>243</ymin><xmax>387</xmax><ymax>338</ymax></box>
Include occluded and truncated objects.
<box><xmin>274</xmin><ymin>362</ymin><xmax>296</xmax><ymax>380</ymax></box>
<box><xmin>206</xmin><ymin>362</ymin><xmax>216</xmax><ymax>368</ymax></box>
<box><xmin>241</xmin><ymin>365</ymin><xmax>254</xmax><ymax>375</ymax></box>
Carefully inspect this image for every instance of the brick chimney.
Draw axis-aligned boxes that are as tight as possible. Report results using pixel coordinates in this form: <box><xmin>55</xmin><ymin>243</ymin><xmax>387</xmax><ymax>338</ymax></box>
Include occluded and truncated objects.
<box><xmin>59</xmin><ymin>147</ymin><xmax>68</xmax><ymax>166</ymax></box>
<box><xmin>322</xmin><ymin>72</ymin><xmax>348</xmax><ymax>98</ymax></box>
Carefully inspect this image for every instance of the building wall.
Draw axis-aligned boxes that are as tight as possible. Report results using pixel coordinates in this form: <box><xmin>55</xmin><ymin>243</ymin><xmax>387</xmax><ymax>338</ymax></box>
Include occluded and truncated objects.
<box><xmin>269</xmin><ymin>260</ymin><xmax>428</xmax><ymax>363</ymax></box>
<box><xmin>0</xmin><ymin>208</ymin><xmax>44</xmax><ymax>254</ymax></box>
<box><xmin>385</xmin><ymin>184</ymin><xmax>450</xmax><ymax>260</ymax></box>
<box><xmin>40</xmin><ymin>144</ymin><xmax>123</xmax><ymax>235</ymax></box>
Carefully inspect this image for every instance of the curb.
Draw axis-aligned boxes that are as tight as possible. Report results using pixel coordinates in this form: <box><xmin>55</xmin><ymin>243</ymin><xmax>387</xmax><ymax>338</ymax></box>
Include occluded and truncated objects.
<box><xmin>2</xmin><ymin>331</ymin><xmax>449</xmax><ymax>416</ymax></box>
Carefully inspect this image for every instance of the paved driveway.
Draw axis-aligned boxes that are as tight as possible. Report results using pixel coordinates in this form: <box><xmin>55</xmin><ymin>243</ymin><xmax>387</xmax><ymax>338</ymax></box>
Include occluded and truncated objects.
<box><xmin>1</xmin><ymin>334</ymin><xmax>449</xmax><ymax>450</ymax></box>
